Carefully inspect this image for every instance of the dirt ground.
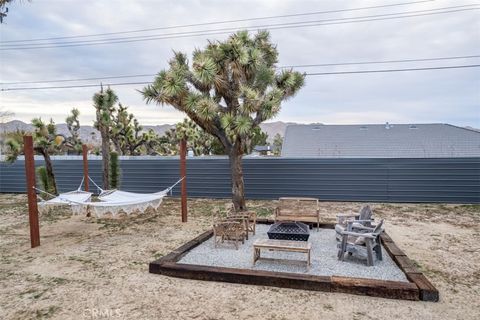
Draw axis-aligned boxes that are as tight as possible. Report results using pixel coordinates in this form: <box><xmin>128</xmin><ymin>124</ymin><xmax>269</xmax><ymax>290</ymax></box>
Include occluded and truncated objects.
<box><xmin>0</xmin><ymin>194</ymin><xmax>479</xmax><ymax>320</ymax></box>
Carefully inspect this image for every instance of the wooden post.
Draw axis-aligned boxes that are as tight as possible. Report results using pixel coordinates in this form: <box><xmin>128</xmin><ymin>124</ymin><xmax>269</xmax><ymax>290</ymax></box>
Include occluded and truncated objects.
<box><xmin>23</xmin><ymin>135</ymin><xmax>40</xmax><ymax>248</ymax></box>
<box><xmin>82</xmin><ymin>144</ymin><xmax>89</xmax><ymax>192</ymax></box>
<box><xmin>180</xmin><ymin>138</ymin><xmax>187</xmax><ymax>222</ymax></box>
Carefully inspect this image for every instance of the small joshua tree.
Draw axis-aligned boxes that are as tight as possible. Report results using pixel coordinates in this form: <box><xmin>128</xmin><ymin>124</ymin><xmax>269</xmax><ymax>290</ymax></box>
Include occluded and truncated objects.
<box><xmin>142</xmin><ymin>30</ymin><xmax>305</xmax><ymax>210</ymax></box>
<box><xmin>65</xmin><ymin>107</ymin><xmax>82</xmax><ymax>153</ymax></box>
<box><xmin>93</xmin><ymin>86</ymin><xmax>118</xmax><ymax>189</ymax></box>
<box><xmin>5</xmin><ymin>118</ymin><xmax>63</xmax><ymax>194</ymax></box>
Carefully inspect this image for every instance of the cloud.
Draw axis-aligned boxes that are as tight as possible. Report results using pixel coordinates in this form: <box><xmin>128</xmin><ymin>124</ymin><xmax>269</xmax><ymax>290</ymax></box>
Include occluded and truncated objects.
<box><xmin>0</xmin><ymin>0</ymin><xmax>479</xmax><ymax>127</ymax></box>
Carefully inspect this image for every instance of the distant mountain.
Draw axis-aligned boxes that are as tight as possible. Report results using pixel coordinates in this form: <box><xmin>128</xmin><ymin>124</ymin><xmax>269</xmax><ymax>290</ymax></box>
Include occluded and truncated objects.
<box><xmin>0</xmin><ymin>120</ymin><xmax>292</xmax><ymax>144</ymax></box>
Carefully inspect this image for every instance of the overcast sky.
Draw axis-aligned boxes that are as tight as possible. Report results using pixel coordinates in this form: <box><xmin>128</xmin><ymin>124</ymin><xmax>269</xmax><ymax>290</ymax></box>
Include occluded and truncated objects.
<box><xmin>0</xmin><ymin>0</ymin><xmax>479</xmax><ymax>127</ymax></box>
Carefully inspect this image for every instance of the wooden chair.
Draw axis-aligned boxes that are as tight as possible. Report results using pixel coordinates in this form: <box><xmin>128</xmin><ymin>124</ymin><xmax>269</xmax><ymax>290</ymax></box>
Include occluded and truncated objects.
<box><xmin>274</xmin><ymin>197</ymin><xmax>320</xmax><ymax>230</ymax></box>
<box><xmin>335</xmin><ymin>205</ymin><xmax>374</xmax><ymax>241</ymax></box>
<box><xmin>336</xmin><ymin>205</ymin><xmax>374</xmax><ymax>228</ymax></box>
<box><xmin>212</xmin><ymin>208</ymin><xmax>247</xmax><ymax>249</ymax></box>
<box><xmin>336</xmin><ymin>219</ymin><xmax>385</xmax><ymax>266</ymax></box>
<box><xmin>226</xmin><ymin>203</ymin><xmax>257</xmax><ymax>238</ymax></box>
<box><xmin>212</xmin><ymin>220</ymin><xmax>245</xmax><ymax>250</ymax></box>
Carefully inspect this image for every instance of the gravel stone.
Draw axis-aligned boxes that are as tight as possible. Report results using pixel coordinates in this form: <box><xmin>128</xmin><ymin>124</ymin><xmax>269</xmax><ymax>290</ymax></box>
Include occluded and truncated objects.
<box><xmin>179</xmin><ymin>224</ymin><xmax>408</xmax><ymax>282</ymax></box>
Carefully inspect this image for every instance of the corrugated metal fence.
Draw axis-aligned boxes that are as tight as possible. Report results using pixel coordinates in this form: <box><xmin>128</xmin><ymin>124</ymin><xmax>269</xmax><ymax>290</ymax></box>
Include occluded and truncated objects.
<box><xmin>0</xmin><ymin>157</ymin><xmax>479</xmax><ymax>203</ymax></box>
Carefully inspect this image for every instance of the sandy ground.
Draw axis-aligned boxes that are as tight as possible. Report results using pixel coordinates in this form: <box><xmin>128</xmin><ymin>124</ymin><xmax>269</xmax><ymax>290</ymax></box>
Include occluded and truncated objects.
<box><xmin>0</xmin><ymin>194</ymin><xmax>479</xmax><ymax>320</ymax></box>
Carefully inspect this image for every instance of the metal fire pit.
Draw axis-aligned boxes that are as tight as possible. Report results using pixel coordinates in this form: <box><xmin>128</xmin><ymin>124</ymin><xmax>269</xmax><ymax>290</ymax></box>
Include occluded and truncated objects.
<box><xmin>267</xmin><ymin>222</ymin><xmax>310</xmax><ymax>241</ymax></box>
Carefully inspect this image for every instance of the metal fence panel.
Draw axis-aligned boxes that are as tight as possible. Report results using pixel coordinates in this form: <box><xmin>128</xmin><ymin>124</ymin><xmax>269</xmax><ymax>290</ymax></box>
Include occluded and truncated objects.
<box><xmin>0</xmin><ymin>157</ymin><xmax>478</xmax><ymax>203</ymax></box>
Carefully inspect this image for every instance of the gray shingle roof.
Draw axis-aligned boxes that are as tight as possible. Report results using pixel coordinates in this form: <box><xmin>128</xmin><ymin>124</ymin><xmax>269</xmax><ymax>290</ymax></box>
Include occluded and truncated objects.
<box><xmin>281</xmin><ymin>123</ymin><xmax>480</xmax><ymax>158</ymax></box>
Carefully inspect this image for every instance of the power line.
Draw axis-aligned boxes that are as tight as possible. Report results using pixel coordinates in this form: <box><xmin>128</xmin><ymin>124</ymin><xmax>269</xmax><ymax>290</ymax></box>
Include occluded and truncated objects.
<box><xmin>281</xmin><ymin>55</ymin><xmax>480</xmax><ymax>68</ymax></box>
<box><xmin>2</xmin><ymin>55</ymin><xmax>479</xmax><ymax>85</ymax></box>
<box><xmin>1</xmin><ymin>1</ymin><xmax>434</xmax><ymax>43</ymax></box>
<box><xmin>0</xmin><ymin>74</ymin><xmax>156</xmax><ymax>85</ymax></box>
<box><xmin>1</xmin><ymin>6</ymin><xmax>478</xmax><ymax>50</ymax></box>
<box><xmin>2</xmin><ymin>64</ymin><xmax>478</xmax><ymax>91</ymax></box>
<box><xmin>306</xmin><ymin>64</ymin><xmax>480</xmax><ymax>75</ymax></box>
<box><xmin>2</xmin><ymin>5</ymin><xmax>475</xmax><ymax>48</ymax></box>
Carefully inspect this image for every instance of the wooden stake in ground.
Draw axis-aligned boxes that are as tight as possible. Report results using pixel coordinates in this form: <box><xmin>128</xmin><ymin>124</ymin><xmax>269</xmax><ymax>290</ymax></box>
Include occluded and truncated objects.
<box><xmin>180</xmin><ymin>138</ymin><xmax>187</xmax><ymax>222</ymax></box>
<box><xmin>23</xmin><ymin>135</ymin><xmax>40</xmax><ymax>248</ymax></box>
<box><xmin>82</xmin><ymin>144</ymin><xmax>89</xmax><ymax>192</ymax></box>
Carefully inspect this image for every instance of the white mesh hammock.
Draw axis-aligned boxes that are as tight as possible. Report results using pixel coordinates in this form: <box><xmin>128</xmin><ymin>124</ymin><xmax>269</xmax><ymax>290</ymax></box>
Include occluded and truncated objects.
<box><xmin>37</xmin><ymin>177</ymin><xmax>183</xmax><ymax>218</ymax></box>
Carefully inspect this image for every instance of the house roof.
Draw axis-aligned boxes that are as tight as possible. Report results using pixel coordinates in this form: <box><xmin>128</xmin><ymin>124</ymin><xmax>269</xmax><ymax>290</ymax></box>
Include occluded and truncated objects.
<box><xmin>281</xmin><ymin>123</ymin><xmax>480</xmax><ymax>158</ymax></box>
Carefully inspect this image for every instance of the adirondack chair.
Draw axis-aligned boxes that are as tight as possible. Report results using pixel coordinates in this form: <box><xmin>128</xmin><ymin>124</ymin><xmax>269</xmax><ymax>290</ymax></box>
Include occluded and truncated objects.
<box><xmin>335</xmin><ymin>205</ymin><xmax>374</xmax><ymax>241</ymax></box>
<box><xmin>336</xmin><ymin>219</ymin><xmax>385</xmax><ymax>266</ymax></box>
<box><xmin>336</xmin><ymin>205</ymin><xmax>374</xmax><ymax>227</ymax></box>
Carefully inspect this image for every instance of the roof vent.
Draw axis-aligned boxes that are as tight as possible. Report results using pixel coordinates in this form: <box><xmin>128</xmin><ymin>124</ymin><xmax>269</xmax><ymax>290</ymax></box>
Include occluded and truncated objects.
<box><xmin>312</xmin><ymin>126</ymin><xmax>322</xmax><ymax>130</ymax></box>
<box><xmin>409</xmin><ymin>125</ymin><xmax>418</xmax><ymax>129</ymax></box>
<box><xmin>385</xmin><ymin>122</ymin><xmax>391</xmax><ymax>129</ymax></box>
<box><xmin>360</xmin><ymin>126</ymin><xmax>368</xmax><ymax>130</ymax></box>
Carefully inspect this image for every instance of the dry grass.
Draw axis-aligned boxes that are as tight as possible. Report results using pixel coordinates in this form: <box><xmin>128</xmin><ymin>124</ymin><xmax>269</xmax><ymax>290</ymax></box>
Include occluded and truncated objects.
<box><xmin>0</xmin><ymin>194</ymin><xmax>479</xmax><ymax>320</ymax></box>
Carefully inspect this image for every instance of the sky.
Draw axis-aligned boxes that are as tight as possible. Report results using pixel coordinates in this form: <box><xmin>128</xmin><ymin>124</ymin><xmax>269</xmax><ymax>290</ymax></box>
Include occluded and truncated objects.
<box><xmin>0</xmin><ymin>0</ymin><xmax>479</xmax><ymax>127</ymax></box>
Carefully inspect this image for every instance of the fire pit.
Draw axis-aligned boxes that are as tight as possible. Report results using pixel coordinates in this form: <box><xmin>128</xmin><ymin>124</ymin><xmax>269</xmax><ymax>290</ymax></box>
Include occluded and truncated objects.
<box><xmin>267</xmin><ymin>222</ymin><xmax>310</xmax><ymax>241</ymax></box>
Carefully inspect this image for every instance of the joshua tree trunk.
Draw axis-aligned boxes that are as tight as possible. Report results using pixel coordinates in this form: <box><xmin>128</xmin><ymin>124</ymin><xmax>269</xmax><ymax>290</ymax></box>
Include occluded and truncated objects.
<box><xmin>100</xmin><ymin>129</ymin><xmax>110</xmax><ymax>190</ymax></box>
<box><xmin>36</xmin><ymin>148</ymin><xmax>58</xmax><ymax>195</ymax></box>
<box><xmin>229</xmin><ymin>143</ymin><xmax>246</xmax><ymax>211</ymax></box>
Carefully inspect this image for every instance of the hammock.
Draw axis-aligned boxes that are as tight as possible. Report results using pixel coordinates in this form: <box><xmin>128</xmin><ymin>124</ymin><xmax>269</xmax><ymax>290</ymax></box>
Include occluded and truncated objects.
<box><xmin>37</xmin><ymin>177</ymin><xmax>183</xmax><ymax>217</ymax></box>
<box><xmin>37</xmin><ymin>177</ymin><xmax>93</xmax><ymax>212</ymax></box>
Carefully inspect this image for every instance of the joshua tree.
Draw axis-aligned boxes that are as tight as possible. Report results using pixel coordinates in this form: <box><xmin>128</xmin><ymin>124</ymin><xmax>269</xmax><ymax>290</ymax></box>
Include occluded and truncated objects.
<box><xmin>143</xmin><ymin>129</ymin><xmax>162</xmax><ymax>155</ymax></box>
<box><xmin>5</xmin><ymin>118</ymin><xmax>62</xmax><ymax>194</ymax></box>
<box><xmin>65</xmin><ymin>107</ymin><xmax>82</xmax><ymax>153</ymax></box>
<box><xmin>1</xmin><ymin>0</ymin><xmax>31</xmax><ymax>23</ymax></box>
<box><xmin>142</xmin><ymin>30</ymin><xmax>305</xmax><ymax>210</ymax></box>
<box><xmin>93</xmin><ymin>86</ymin><xmax>118</xmax><ymax>189</ymax></box>
<box><xmin>110</xmin><ymin>104</ymin><xmax>150</xmax><ymax>155</ymax></box>
<box><xmin>272</xmin><ymin>133</ymin><xmax>283</xmax><ymax>156</ymax></box>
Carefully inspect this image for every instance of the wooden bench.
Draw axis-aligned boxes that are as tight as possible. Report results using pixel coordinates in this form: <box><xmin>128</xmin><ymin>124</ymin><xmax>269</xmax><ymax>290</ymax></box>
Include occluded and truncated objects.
<box><xmin>274</xmin><ymin>197</ymin><xmax>320</xmax><ymax>230</ymax></box>
<box><xmin>253</xmin><ymin>239</ymin><xmax>311</xmax><ymax>270</ymax></box>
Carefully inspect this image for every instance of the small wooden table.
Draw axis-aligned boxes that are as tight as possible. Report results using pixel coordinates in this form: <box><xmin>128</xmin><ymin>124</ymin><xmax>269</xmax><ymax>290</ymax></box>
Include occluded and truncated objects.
<box><xmin>253</xmin><ymin>239</ymin><xmax>311</xmax><ymax>270</ymax></box>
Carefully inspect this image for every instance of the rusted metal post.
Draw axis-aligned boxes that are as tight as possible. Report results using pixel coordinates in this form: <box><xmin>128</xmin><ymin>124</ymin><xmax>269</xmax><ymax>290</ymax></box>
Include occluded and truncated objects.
<box><xmin>180</xmin><ymin>138</ymin><xmax>187</xmax><ymax>222</ymax></box>
<box><xmin>82</xmin><ymin>144</ymin><xmax>89</xmax><ymax>192</ymax></box>
<box><xmin>23</xmin><ymin>135</ymin><xmax>40</xmax><ymax>248</ymax></box>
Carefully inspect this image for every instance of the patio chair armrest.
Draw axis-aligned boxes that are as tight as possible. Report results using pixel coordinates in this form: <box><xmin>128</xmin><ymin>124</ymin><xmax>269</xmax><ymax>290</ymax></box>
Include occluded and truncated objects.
<box><xmin>224</xmin><ymin>216</ymin><xmax>246</xmax><ymax>222</ymax></box>
<box><xmin>355</xmin><ymin>219</ymin><xmax>375</xmax><ymax>223</ymax></box>
<box><xmin>347</xmin><ymin>220</ymin><xmax>374</xmax><ymax>228</ymax></box>
<box><xmin>339</xmin><ymin>230</ymin><xmax>376</xmax><ymax>239</ymax></box>
<box><xmin>351</xmin><ymin>224</ymin><xmax>374</xmax><ymax>231</ymax></box>
<box><xmin>217</xmin><ymin>219</ymin><xmax>241</xmax><ymax>225</ymax></box>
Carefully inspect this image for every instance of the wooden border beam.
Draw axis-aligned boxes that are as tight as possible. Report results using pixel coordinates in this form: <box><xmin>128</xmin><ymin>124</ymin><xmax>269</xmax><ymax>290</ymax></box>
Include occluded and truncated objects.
<box><xmin>149</xmin><ymin>221</ymin><xmax>438</xmax><ymax>301</ymax></box>
<box><xmin>23</xmin><ymin>135</ymin><xmax>40</xmax><ymax>248</ymax></box>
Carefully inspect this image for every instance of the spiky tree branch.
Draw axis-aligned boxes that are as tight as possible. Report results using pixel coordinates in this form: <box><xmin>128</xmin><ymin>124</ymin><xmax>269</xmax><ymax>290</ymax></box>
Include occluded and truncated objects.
<box><xmin>142</xmin><ymin>30</ymin><xmax>305</xmax><ymax>209</ymax></box>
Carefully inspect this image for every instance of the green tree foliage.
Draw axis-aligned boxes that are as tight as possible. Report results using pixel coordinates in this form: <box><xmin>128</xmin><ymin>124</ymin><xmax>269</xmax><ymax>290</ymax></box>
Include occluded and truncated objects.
<box><xmin>65</xmin><ymin>108</ymin><xmax>82</xmax><ymax>153</ymax></box>
<box><xmin>272</xmin><ymin>133</ymin><xmax>283</xmax><ymax>156</ymax></box>
<box><xmin>142</xmin><ymin>30</ymin><xmax>305</xmax><ymax>209</ymax></box>
<box><xmin>248</xmin><ymin>126</ymin><xmax>268</xmax><ymax>153</ymax></box>
<box><xmin>36</xmin><ymin>166</ymin><xmax>55</xmax><ymax>195</ymax></box>
<box><xmin>93</xmin><ymin>86</ymin><xmax>118</xmax><ymax>189</ymax></box>
<box><xmin>5</xmin><ymin>118</ymin><xmax>63</xmax><ymax>194</ymax></box>
<box><xmin>175</xmin><ymin>118</ymin><xmax>218</xmax><ymax>156</ymax></box>
<box><xmin>110</xmin><ymin>104</ymin><xmax>152</xmax><ymax>155</ymax></box>
<box><xmin>142</xmin><ymin>129</ymin><xmax>163</xmax><ymax>155</ymax></box>
<box><xmin>109</xmin><ymin>151</ymin><xmax>120</xmax><ymax>189</ymax></box>
<box><xmin>159</xmin><ymin>119</ymin><xmax>268</xmax><ymax>156</ymax></box>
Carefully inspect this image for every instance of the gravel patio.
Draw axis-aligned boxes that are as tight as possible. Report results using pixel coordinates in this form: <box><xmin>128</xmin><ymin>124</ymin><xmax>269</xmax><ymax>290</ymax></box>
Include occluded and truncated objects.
<box><xmin>179</xmin><ymin>224</ymin><xmax>408</xmax><ymax>282</ymax></box>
